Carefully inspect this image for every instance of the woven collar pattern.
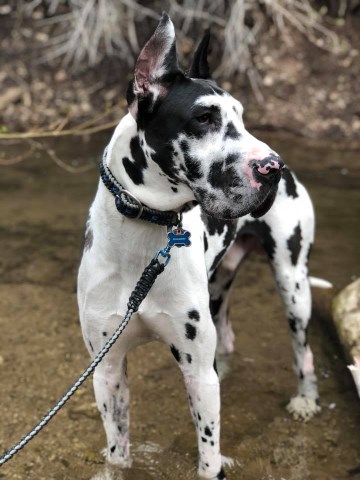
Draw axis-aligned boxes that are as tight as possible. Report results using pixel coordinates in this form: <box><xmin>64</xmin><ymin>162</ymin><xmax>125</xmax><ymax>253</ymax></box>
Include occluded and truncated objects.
<box><xmin>100</xmin><ymin>147</ymin><xmax>181</xmax><ymax>227</ymax></box>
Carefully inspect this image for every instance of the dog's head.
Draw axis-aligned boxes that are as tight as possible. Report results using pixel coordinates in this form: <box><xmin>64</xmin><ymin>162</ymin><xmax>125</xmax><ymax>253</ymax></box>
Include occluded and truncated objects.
<box><xmin>127</xmin><ymin>13</ymin><xmax>284</xmax><ymax>219</ymax></box>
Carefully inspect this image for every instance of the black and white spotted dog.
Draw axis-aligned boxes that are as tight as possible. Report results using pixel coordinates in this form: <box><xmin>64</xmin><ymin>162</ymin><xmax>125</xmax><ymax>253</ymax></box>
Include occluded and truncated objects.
<box><xmin>78</xmin><ymin>14</ymin><xmax>322</xmax><ymax>479</ymax></box>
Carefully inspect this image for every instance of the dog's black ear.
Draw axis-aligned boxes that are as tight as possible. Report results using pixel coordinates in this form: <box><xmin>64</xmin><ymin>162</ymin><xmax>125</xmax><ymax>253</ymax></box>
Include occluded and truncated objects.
<box><xmin>188</xmin><ymin>30</ymin><xmax>212</xmax><ymax>79</ymax></box>
<box><xmin>133</xmin><ymin>12</ymin><xmax>180</xmax><ymax>96</ymax></box>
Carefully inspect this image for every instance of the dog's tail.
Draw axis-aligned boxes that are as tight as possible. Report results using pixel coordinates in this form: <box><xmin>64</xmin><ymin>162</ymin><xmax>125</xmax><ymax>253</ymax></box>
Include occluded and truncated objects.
<box><xmin>309</xmin><ymin>276</ymin><xmax>333</xmax><ymax>289</ymax></box>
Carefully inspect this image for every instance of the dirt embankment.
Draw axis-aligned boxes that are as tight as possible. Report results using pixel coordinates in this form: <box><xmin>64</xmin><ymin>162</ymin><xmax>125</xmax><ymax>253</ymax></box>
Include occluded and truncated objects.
<box><xmin>0</xmin><ymin>9</ymin><xmax>359</xmax><ymax>142</ymax></box>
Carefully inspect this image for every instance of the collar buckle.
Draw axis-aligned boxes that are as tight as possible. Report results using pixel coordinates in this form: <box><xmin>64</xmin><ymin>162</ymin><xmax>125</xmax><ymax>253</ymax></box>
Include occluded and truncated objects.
<box><xmin>119</xmin><ymin>189</ymin><xmax>144</xmax><ymax>219</ymax></box>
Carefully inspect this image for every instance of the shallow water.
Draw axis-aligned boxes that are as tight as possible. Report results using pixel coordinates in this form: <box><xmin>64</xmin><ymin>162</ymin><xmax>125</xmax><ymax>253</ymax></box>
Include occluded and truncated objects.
<box><xmin>0</xmin><ymin>133</ymin><xmax>359</xmax><ymax>480</ymax></box>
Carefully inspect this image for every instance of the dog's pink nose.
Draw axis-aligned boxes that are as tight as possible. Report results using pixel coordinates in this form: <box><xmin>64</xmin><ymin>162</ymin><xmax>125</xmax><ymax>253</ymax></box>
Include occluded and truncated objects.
<box><xmin>254</xmin><ymin>155</ymin><xmax>284</xmax><ymax>177</ymax></box>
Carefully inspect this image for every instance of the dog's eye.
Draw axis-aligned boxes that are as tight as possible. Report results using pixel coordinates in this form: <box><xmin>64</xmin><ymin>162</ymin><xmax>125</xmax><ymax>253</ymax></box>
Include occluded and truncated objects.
<box><xmin>196</xmin><ymin>113</ymin><xmax>211</xmax><ymax>125</ymax></box>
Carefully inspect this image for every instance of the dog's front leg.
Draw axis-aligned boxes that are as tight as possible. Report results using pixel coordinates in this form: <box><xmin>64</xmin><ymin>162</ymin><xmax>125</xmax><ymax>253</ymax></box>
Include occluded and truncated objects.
<box><xmin>93</xmin><ymin>354</ymin><xmax>131</xmax><ymax>467</ymax></box>
<box><xmin>169</xmin><ymin>317</ymin><xmax>225</xmax><ymax>479</ymax></box>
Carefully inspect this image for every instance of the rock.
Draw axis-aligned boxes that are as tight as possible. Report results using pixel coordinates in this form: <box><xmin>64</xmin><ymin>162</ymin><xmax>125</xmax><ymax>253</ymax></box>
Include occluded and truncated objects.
<box><xmin>0</xmin><ymin>87</ymin><xmax>23</xmax><ymax>110</ymax></box>
<box><xmin>68</xmin><ymin>402</ymin><xmax>98</xmax><ymax>419</ymax></box>
<box><xmin>332</xmin><ymin>278</ymin><xmax>360</xmax><ymax>396</ymax></box>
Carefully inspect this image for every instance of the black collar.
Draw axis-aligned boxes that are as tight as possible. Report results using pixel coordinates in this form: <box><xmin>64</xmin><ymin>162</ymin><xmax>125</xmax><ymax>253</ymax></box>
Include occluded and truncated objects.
<box><xmin>100</xmin><ymin>147</ymin><xmax>183</xmax><ymax>227</ymax></box>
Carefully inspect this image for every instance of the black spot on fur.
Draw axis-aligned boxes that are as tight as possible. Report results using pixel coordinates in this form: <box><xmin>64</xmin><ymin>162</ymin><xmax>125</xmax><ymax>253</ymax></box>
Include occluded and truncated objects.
<box><xmin>239</xmin><ymin>220</ymin><xmax>276</xmax><ymax>260</ymax></box>
<box><xmin>122</xmin><ymin>157</ymin><xmax>144</xmax><ymax>185</ymax></box>
<box><xmin>210</xmin><ymin>247</ymin><xmax>227</xmax><ymax>273</ymax></box>
<box><xmin>89</xmin><ymin>341</ymin><xmax>94</xmax><ymax>352</ymax></box>
<box><xmin>167</xmin><ymin>177</ymin><xmax>178</xmax><ymax>186</ymax></box>
<box><xmin>197</xmin><ymin>412</ymin><xmax>202</xmax><ymax>421</ymax></box>
<box><xmin>296</xmin><ymin>282</ymin><xmax>300</xmax><ymax>290</ymax></box>
<box><xmin>204</xmin><ymin>426</ymin><xmax>212</xmax><ymax>437</ymax></box>
<box><xmin>201</xmin><ymin>437</ymin><xmax>207</xmax><ymax>443</ymax></box>
<box><xmin>289</xmin><ymin>315</ymin><xmax>298</xmax><ymax>333</ymax></box>
<box><xmin>208</xmin><ymin>161</ymin><xmax>223</xmax><ymax>189</ymax></box>
<box><xmin>282</xmin><ymin>168</ymin><xmax>298</xmax><ymax>198</ymax></box>
<box><xmin>188</xmin><ymin>309</ymin><xmax>200</xmax><ymax>321</ymax></box>
<box><xmin>118</xmin><ymin>425</ymin><xmax>122</xmax><ymax>432</ymax></box>
<box><xmin>287</xmin><ymin>223</ymin><xmax>303</xmax><ymax>266</ymax></box>
<box><xmin>224</xmin><ymin>121</ymin><xmax>239</xmax><ymax>139</ymax></box>
<box><xmin>213</xmin><ymin>359</ymin><xmax>218</xmax><ymax>375</ymax></box>
<box><xmin>185</xmin><ymin>323</ymin><xmax>197</xmax><ymax>340</ymax></box>
<box><xmin>210</xmin><ymin>441</ymin><xmax>214</xmax><ymax>446</ymax></box>
<box><xmin>203</xmin><ymin>215</ymin><xmax>237</xmax><ymax>272</ymax></box>
<box><xmin>217</xmin><ymin>467</ymin><xmax>226</xmax><ymax>479</ymax></box>
<box><xmin>186</xmin><ymin>353</ymin><xmax>192</xmax><ymax>364</ymax></box>
<box><xmin>224</xmin><ymin>153</ymin><xmax>238</xmax><ymax>166</ymax></box>
<box><xmin>110</xmin><ymin>445</ymin><xmax>116</xmax><ymax>453</ymax></box>
<box><xmin>180</xmin><ymin>140</ymin><xmax>202</xmax><ymax>182</ymax></box>
<box><xmin>306</xmin><ymin>242</ymin><xmax>313</xmax><ymax>263</ymax></box>
<box><xmin>116</xmin><ymin>383</ymin><xmax>120</xmax><ymax>389</ymax></box>
<box><xmin>170</xmin><ymin>344</ymin><xmax>181</xmax><ymax>362</ymax></box>
<box><xmin>204</xmin><ymin>233</ymin><xmax>208</xmax><ymax>252</ymax></box>
<box><xmin>202</xmin><ymin>213</ymin><xmax>237</xmax><ymax>245</ymax></box>
<box><xmin>210</xmin><ymin>296</ymin><xmax>223</xmax><ymax>319</ymax></box>
<box><xmin>103</xmin><ymin>403</ymin><xmax>107</xmax><ymax>412</ymax></box>
<box><xmin>102</xmin><ymin>331</ymin><xmax>107</xmax><ymax>337</ymax></box>
<box><xmin>130</xmin><ymin>135</ymin><xmax>147</xmax><ymax>171</ymax></box>
<box><xmin>207</xmin><ymin>162</ymin><xmax>242</xmax><ymax>191</ymax></box>
<box><xmin>171</xmin><ymin>186</ymin><xmax>178</xmax><ymax>193</ymax></box>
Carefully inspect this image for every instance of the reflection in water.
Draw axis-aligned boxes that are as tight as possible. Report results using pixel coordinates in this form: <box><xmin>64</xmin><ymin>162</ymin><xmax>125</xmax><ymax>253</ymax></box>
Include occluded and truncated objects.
<box><xmin>91</xmin><ymin>464</ymin><xmax>125</xmax><ymax>480</ymax></box>
<box><xmin>90</xmin><ymin>443</ymin><xmax>237</xmax><ymax>480</ymax></box>
<box><xmin>90</xmin><ymin>442</ymin><xmax>197</xmax><ymax>480</ymax></box>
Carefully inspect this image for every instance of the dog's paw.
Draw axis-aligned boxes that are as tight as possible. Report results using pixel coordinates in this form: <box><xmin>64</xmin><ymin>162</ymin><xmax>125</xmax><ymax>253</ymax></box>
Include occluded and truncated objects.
<box><xmin>221</xmin><ymin>455</ymin><xmax>234</xmax><ymax>468</ymax></box>
<box><xmin>90</xmin><ymin>464</ymin><xmax>125</xmax><ymax>480</ymax></box>
<box><xmin>198</xmin><ymin>465</ymin><xmax>227</xmax><ymax>479</ymax></box>
<box><xmin>101</xmin><ymin>447</ymin><xmax>133</xmax><ymax>468</ymax></box>
<box><xmin>287</xmin><ymin>395</ymin><xmax>321</xmax><ymax>422</ymax></box>
<box><xmin>198</xmin><ymin>459</ymin><xmax>233</xmax><ymax>479</ymax></box>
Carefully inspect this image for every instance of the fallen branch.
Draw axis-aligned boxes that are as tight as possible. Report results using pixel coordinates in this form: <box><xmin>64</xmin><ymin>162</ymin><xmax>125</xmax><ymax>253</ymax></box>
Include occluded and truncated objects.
<box><xmin>0</xmin><ymin>119</ymin><xmax>119</xmax><ymax>140</ymax></box>
<box><xmin>0</xmin><ymin>142</ymin><xmax>36</xmax><ymax>166</ymax></box>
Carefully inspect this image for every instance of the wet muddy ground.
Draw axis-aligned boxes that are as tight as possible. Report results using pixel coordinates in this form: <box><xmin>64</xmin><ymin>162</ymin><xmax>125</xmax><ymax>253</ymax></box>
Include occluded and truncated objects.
<box><xmin>0</xmin><ymin>134</ymin><xmax>359</xmax><ymax>480</ymax></box>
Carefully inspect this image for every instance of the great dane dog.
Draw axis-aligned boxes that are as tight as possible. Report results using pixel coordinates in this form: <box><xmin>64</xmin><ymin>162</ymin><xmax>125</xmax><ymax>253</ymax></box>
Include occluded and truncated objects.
<box><xmin>78</xmin><ymin>13</ymin><xmax>321</xmax><ymax>479</ymax></box>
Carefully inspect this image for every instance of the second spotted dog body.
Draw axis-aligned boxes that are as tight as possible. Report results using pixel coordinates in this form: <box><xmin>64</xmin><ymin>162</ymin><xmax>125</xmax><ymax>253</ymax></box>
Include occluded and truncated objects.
<box><xmin>78</xmin><ymin>14</ymin><xmax>319</xmax><ymax>480</ymax></box>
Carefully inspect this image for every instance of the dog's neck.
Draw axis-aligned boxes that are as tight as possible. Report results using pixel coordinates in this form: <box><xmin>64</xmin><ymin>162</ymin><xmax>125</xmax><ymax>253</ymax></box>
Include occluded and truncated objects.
<box><xmin>106</xmin><ymin>113</ymin><xmax>195</xmax><ymax>212</ymax></box>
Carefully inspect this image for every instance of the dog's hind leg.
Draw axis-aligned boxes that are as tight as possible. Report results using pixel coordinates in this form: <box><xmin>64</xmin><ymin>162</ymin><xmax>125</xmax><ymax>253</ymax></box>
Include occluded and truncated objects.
<box><xmin>272</xmin><ymin>255</ymin><xmax>320</xmax><ymax>421</ymax></box>
<box><xmin>209</xmin><ymin>236</ymin><xmax>256</xmax><ymax>355</ymax></box>
<box><xmin>261</xmin><ymin>208</ymin><xmax>320</xmax><ymax>420</ymax></box>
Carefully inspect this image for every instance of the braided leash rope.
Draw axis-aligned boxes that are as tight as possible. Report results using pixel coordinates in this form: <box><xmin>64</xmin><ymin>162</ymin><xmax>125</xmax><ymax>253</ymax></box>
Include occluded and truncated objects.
<box><xmin>0</xmin><ymin>256</ymin><xmax>166</xmax><ymax>467</ymax></box>
<box><xmin>0</xmin><ymin>144</ymin><xmax>193</xmax><ymax>467</ymax></box>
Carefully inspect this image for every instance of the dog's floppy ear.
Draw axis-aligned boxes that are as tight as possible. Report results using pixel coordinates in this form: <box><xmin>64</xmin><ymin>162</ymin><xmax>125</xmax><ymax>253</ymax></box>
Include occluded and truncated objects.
<box><xmin>188</xmin><ymin>30</ymin><xmax>212</xmax><ymax>79</ymax></box>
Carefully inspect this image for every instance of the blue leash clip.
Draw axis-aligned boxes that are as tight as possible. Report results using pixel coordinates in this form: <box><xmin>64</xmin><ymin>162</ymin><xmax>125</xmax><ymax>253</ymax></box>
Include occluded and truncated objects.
<box><xmin>154</xmin><ymin>227</ymin><xmax>191</xmax><ymax>266</ymax></box>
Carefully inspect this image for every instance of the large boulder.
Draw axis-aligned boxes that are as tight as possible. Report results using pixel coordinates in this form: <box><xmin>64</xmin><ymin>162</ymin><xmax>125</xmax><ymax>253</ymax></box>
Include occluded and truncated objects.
<box><xmin>333</xmin><ymin>278</ymin><xmax>360</xmax><ymax>397</ymax></box>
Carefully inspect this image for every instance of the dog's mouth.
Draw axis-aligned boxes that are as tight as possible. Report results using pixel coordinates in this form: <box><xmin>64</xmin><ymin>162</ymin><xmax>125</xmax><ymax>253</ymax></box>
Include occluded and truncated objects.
<box><xmin>196</xmin><ymin>181</ymin><xmax>279</xmax><ymax>220</ymax></box>
<box><xmin>250</xmin><ymin>185</ymin><xmax>278</xmax><ymax>218</ymax></box>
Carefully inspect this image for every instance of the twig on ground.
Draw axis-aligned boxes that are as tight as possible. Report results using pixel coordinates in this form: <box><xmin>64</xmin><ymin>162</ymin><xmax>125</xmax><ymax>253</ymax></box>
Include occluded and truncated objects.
<box><xmin>0</xmin><ymin>142</ymin><xmax>36</xmax><ymax>166</ymax></box>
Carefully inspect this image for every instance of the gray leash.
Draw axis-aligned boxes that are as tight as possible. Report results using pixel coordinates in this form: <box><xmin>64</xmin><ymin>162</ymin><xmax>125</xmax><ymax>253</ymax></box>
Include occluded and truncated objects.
<box><xmin>0</xmin><ymin>254</ymin><xmax>168</xmax><ymax>467</ymax></box>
